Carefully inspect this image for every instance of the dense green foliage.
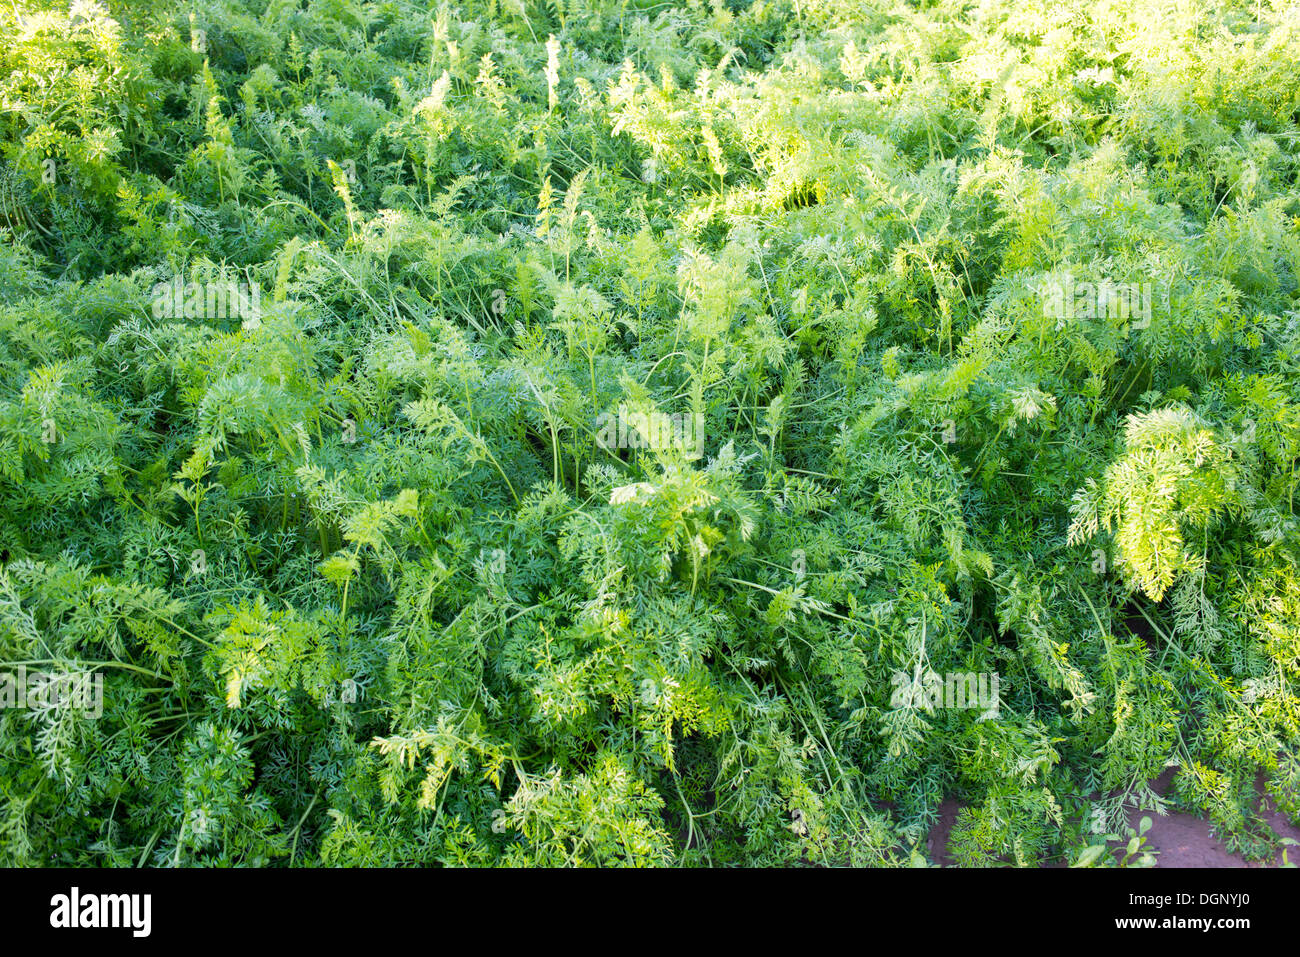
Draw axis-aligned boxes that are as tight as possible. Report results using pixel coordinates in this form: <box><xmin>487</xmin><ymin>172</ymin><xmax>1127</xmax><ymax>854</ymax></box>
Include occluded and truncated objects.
<box><xmin>1</xmin><ymin>0</ymin><xmax>1299</xmax><ymax>867</ymax></box>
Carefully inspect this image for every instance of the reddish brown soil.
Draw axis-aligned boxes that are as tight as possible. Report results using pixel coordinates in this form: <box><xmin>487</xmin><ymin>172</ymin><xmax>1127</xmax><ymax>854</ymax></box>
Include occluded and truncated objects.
<box><xmin>926</xmin><ymin>798</ymin><xmax>964</xmax><ymax>866</ymax></box>
<box><xmin>925</xmin><ymin>769</ymin><xmax>1300</xmax><ymax>868</ymax></box>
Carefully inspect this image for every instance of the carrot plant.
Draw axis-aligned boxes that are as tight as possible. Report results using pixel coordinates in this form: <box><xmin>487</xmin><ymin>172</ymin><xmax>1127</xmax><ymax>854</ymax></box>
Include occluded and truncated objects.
<box><xmin>0</xmin><ymin>0</ymin><xmax>1298</xmax><ymax>867</ymax></box>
